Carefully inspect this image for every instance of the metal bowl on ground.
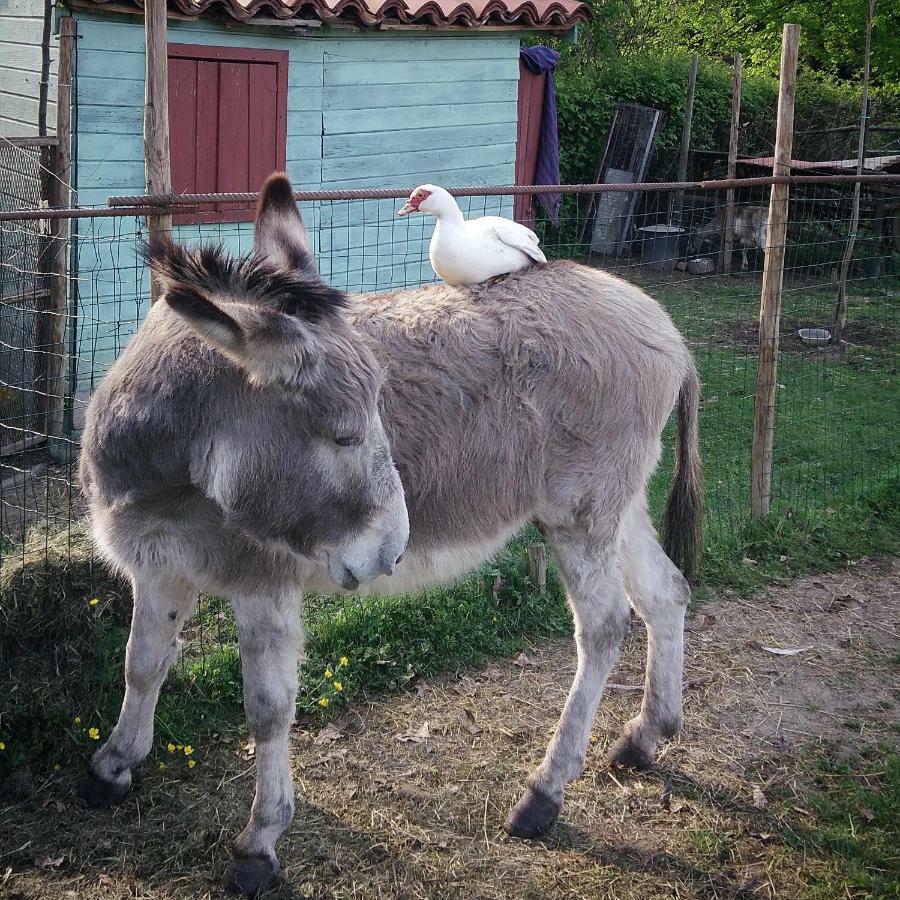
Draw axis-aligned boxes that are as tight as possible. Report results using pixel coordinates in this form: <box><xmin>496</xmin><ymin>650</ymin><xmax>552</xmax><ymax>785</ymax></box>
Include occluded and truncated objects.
<box><xmin>798</xmin><ymin>327</ymin><xmax>832</xmax><ymax>346</ymax></box>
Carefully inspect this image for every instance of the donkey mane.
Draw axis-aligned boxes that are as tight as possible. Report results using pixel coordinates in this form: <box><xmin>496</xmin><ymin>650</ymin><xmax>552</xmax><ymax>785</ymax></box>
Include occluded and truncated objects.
<box><xmin>141</xmin><ymin>238</ymin><xmax>347</xmax><ymax>322</ymax></box>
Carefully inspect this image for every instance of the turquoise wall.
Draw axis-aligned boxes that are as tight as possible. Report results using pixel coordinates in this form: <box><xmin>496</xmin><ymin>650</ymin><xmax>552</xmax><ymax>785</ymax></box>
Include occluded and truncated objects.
<box><xmin>0</xmin><ymin>0</ymin><xmax>57</xmax><ymax>136</ymax></box>
<box><xmin>69</xmin><ymin>12</ymin><xmax>520</xmax><ymax>407</ymax></box>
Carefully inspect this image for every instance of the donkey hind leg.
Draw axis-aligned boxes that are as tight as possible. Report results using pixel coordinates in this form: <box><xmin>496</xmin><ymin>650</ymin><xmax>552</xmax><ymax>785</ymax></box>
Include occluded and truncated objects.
<box><xmin>505</xmin><ymin>526</ymin><xmax>630</xmax><ymax>839</ymax></box>
<box><xmin>222</xmin><ymin>590</ymin><xmax>302</xmax><ymax>897</ymax></box>
<box><xmin>609</xmin><ymin>500</ymin><xmax>691</xmax><ymax>770</ymax></box>
<box><xmin>81</xmin><ymin>571</ymin><xmax>196</xmax><ymax>807</ymax></box>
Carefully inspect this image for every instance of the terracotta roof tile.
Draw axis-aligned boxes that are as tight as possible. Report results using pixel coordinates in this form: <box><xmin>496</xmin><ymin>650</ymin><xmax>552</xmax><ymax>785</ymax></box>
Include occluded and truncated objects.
<box><xmin>83</xmin><ymin>0</ymin><xmax>589</xmax><ymax>28</ymax></box>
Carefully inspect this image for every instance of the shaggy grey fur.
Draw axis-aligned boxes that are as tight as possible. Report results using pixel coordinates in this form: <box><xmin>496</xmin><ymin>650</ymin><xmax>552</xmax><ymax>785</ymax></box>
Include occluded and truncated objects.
<box><xmin>79</xmin><ymin>173</ymin><xmax>702</xmax><ymax>895</ymax></box>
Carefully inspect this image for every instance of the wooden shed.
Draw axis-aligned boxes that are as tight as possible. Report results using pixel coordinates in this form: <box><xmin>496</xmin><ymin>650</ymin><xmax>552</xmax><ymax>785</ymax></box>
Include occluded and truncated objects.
<box><xmin>1</xmin><ymin>0</ymin><xmax>586</xmax><ymax>421</ymax></box>
<box><xmin>1</xmin><ymin>1</ymin><xmax>586</xmax><ymax>220</ymax></box>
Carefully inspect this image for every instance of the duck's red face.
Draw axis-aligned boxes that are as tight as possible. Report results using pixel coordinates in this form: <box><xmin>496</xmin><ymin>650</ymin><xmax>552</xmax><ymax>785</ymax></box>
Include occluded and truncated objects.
<box><xmin>397</xmin><ymin>187</ymin><xmax>433</xmax><ymax>217</ymax></box>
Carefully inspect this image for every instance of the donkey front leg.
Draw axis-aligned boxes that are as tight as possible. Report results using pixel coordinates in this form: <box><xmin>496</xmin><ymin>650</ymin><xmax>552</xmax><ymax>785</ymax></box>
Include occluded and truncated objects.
<box><xmin>223</xmin><ymin>590</ymin><xmax>302</xmax><ymax>897</ymax></box>
<box><xmin>505</xmin><ymin>527</ymin><xmax>630</xmax><ymax>838</ymax></box>
<box><xmin>81</xmin><ymin>571</ymin><xmax>195</xmax><ymax>806</ymax></box>
<box><xmin>609</xmin><ymin>501</ymin><xmax>690</xmax><ymax>769</ymax></box>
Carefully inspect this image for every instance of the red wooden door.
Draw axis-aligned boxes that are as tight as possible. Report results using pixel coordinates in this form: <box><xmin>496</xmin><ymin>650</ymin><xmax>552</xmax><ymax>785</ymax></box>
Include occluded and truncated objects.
<box><xmin>167</xmin><ymin>44</ymin><xmax>287</xmax><ymax>224</ymax></box>
<box><xmin>515</xmin><ymin>61</ymin><xmax>546</xmax><ymax>227</ymax></box>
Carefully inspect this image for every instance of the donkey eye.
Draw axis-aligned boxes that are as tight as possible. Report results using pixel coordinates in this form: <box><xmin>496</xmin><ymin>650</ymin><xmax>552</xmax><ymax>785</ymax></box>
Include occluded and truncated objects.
<box><xmin>334</xmin><ymin>435</ymin><xmax>362</xmax><ymax>448</ymax></box>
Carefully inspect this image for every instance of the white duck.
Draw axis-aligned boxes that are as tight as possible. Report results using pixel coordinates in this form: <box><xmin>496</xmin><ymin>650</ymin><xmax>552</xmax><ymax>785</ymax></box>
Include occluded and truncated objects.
<box><xmin>397</xmin><ymin>184</ymin><xmax>546</xmax><ymax>286</ymax></box>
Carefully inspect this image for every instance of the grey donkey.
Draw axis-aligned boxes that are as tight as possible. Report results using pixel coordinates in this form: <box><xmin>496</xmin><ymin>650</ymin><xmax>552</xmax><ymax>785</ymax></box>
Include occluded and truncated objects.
<box><xmin>79</xmin><ymin>173</ymin><xmax>703</xmax><ymax>895</ymax></box>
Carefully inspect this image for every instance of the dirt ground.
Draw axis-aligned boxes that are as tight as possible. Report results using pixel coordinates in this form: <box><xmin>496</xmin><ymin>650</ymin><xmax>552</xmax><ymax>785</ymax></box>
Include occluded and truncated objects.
<box><xmin>722</xmin><ymin>315</ymin><xmax>898</xmax><ymax>358</ymax></box>
<box><xmin>2</xmin><ymin>559</ymin><xmax>898</xmax><ymax>899</ymax></box>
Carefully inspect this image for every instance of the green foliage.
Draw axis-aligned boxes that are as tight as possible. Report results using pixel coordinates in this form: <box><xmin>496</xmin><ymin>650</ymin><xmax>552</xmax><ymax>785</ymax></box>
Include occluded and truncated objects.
<box><xmin>571</xmin><ymin>0</ymin><xmax>899</xmax><ymax>84</ymax></box>
<box><xmin>297</xmin><ymin>528</ymin><xmax>571</xmax><ymax>714</ymax></box>
<box><xmin>555</xmin><ymin>54</ymin><xmax>778</xmax><ymax>186</ymax></box>
<box><xmin>555</xmin><ymin>49</ymin><xmax>897</xmax><ymax>195</ymax></box>
<box><xmin>783</xmin><ymin>751</ymin><xmax>900</xmax><ymax>896</ymax></box>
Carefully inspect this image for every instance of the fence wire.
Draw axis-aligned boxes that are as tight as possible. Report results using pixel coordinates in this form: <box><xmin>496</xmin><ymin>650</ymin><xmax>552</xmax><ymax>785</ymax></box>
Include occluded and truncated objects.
<box><xmin>0</xmin><ymin>175</ymin><xmax>897</xmax><ymax>604</ymax></box>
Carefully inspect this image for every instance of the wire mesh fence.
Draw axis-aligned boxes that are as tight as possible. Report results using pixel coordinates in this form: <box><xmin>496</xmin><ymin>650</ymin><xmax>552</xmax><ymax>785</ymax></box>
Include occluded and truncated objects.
<box><xmin>0</xmin><ymin>174</ymin><xmax>897</xmax><ymax>601</ymax></box>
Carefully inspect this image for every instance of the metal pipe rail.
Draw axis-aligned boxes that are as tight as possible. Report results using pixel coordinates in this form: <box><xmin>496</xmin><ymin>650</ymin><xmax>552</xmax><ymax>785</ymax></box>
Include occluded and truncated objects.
<box><xmin>106</xmin><ymin>173</ymin><xmax>900</xmax><ymax>208</ymax></box>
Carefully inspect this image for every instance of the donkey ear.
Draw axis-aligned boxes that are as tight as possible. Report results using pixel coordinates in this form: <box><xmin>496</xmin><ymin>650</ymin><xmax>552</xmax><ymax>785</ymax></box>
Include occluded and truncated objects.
<box><xmin>254</xmin><ymin>173</ymin><xmax>317</xmax><ymax>273</ymax></box>
<box><xmin>165</xmin><ymin>286</ymin><xmax>245</xmax><ymax>356</ymax></box>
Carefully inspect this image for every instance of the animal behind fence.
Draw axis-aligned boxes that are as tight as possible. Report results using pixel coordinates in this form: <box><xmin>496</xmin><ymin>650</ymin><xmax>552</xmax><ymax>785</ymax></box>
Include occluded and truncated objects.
<box><xmin>687</xmin><ymin>204</ymin><xmax>769</xmax><ymax>270</ymax></box>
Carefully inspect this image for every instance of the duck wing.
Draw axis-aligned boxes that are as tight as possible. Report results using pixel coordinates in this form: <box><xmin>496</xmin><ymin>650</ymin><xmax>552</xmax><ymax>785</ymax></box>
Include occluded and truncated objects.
<box><xmin>482</xmin><ymin>218</ymin><xmax>547</xmax><ymax>264</ymax></box>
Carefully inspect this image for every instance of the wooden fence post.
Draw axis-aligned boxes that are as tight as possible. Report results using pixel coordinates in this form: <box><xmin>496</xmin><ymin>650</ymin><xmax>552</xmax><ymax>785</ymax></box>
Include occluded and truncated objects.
<box><xmin>527</xmin><ymin>543</ymin><xmax>547</xmax><ymax>595</ymax></box>
<box><xmin>721</xmin><ymin>53</ymin><xmax>742</xmax><ymax>275</ymax></box>
<box><xmin>39</xmin><ymin>15</ymin><xmax>74</xmax><ymax>441</ymax></box>
<box><xmin>750</xmin><ymin>24</ymin><xmax>800</xmax><ymax>520</ymax></box>
<box><xmin>670</xmin><ymin>53</ymin><xmax>698</xmax><ymax>228</ymax></box>
<box><xmin>833</xmin><ymin>0</ymin><xmax>874</xmax><ymax>343</ymax></box>
<box><xmin>144</xmin><ymin>0</ymin><xmax>172</xmax><ymax>302</ymax></box>
<box><xmin>38</xmin><ymin>0</ymin><xmax>53</xmax><ymax>136</ymax></box>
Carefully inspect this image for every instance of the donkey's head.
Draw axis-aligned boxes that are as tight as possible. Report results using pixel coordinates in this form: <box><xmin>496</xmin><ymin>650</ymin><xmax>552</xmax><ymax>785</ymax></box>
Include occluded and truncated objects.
<box><xmin>144</xmin><ymin>174</ymin><xmax>409</xmax><ymax>590</ymax></box>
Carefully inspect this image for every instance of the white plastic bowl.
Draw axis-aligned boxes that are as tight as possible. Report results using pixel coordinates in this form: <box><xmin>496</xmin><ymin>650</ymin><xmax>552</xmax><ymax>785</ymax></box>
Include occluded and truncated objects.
<box><xmin>798</xmin><ymin>327</ymin><xmax>831</xmax><ymax>346</ymax></box>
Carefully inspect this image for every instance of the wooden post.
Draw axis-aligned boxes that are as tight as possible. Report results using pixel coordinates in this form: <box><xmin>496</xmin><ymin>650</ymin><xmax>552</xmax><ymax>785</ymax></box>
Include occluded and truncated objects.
<box><xmin>750</xmin><ymin>24</ymin><xmax>800</xmax><ymax>520</ymax></box>
<box><xmin>833</xmin><ymin>0</ymin><xmax>874</xmax><ymax>343</ymax></box>
<box><xmin>38</xmin><ymin>0</ymin><xmax>53</xmax><ymax>136</ymax></box>
<box><xmin>144</xmin><ymin>0</ymin><xmax>172</xmax><ymax>302</ymax></box>
<box><xmin>37</xmin><ymin>15</ymin><xmax>74</xmax><ymax>441</ymax></box>
<box><xmin>670</xmin><ymin>53</ymin><xmax>698</xmax><ymax>227</ymax></box>
<box><xmin>721</xmin><ymin>53</ymin><xmax>742</xmax><ymax>274</ymax></box>
<box><xmin>527</xmin><ymin>543</ymin><xmax>547</xmax><ymax>595</ymax></box>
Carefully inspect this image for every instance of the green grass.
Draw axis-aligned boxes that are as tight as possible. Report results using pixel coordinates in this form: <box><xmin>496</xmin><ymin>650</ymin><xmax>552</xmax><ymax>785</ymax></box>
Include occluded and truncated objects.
<box><xmin>0</xmin><ymin>528</ymin><xmax>573</xmax><ymax>773</ymax></box>
<box><xmin>168</xmin><ymin>528</ymin><xmax>573</xmax><ymax>725</ymax></box>
<box><xmin>645</xmin><ymin>276</ymin><xmax>900</xmax><ymax>594</ymax></box>
<box><xmin>783</xmin><ymin>751</ymin><xmax>900</xmax><ymax>897</ymax></box>
<box><xmin>1</xmin><ymin>279</ymin><xmax>898</xmax><ymax>775</ymax></box>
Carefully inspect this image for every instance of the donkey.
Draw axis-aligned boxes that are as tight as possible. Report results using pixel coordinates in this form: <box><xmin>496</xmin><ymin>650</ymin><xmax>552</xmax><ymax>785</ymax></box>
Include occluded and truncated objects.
<box><xmin>79</xmin><ymin>173</ymin><xmax>702</xmax><ymax>896</ymax></box>
<box><xmin>688</xmin><ymin>205</ymin><xmax>768</xmax><ymax>271</ymax></box>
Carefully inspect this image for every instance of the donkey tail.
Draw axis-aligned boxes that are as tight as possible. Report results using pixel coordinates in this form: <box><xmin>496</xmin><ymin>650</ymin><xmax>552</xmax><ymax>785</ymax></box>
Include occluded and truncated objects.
<box><xmin>660</xmin><ymin>363</ymin><xmax>704</xmax><ymax>583</ymax></box>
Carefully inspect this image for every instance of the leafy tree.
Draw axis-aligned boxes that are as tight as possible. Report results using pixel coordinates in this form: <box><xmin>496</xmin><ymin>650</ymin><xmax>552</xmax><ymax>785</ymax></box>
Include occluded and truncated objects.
<box><xmin>570</xmin><ymin>0</ymin><xmax>898</xmax><ymax>84</ymax></box>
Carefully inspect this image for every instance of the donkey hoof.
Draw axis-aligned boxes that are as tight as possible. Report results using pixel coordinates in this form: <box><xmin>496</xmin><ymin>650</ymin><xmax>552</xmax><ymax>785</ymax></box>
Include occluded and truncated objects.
<box><xmin>78</xmin><ymin>769</ymin><xmax>130</xmax><ymax>808</ymax></box>
<box><xmin>608</xmin><ymin>734</ymin><xmax>655</xmax><ymax>770</ymax></box>
<box><xmin>222</xmin><ymin>853</ymin><xmax>279</xmax><ymax>896</ymax></box>
<box><xmin>503</xmin><ymin>787</ymin><xmax>561</xmax><ymax>839</ymax></box>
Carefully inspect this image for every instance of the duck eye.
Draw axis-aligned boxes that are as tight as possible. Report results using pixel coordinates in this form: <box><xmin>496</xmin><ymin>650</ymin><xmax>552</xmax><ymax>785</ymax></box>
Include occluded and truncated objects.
<box><xmin>334</xmin><ymin>435</ymin><xmax>362</xmax><ymax>448</ymax></box>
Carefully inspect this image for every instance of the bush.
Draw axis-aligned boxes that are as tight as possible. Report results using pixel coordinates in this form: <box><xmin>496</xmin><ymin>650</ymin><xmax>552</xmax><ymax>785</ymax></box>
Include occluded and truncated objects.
<box><xmin>555</xmin><ymin>54</ymin><xmax>775</xmax><ymax>186</ymax></box>
<box><xmin>555</xmin><ymin>50</ymin><xmax>899</xmax><ymax>188</ymax></box>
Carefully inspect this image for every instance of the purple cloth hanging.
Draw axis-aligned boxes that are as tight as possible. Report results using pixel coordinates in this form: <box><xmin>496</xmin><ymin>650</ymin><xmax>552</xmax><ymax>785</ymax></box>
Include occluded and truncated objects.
<box><xmin>519</xmin><ymin>45</ymin><xmax>561</xmax><ymax>224</ymax></box>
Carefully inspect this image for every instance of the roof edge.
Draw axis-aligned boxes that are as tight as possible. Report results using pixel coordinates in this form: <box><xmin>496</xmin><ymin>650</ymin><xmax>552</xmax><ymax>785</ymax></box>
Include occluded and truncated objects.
<box><xmin>68</xmin><ymin>0</ymin><xmax>590</xmax><ymax>30</ymax></box>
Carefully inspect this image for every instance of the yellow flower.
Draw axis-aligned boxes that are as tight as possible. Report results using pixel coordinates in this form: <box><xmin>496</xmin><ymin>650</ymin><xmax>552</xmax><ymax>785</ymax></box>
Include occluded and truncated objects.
<box><xmin>318</xmin><ymin>696</ymin><xmax>330</xmax><ymax>708</ymax></box>
<box><xmin>176</xmin><ymin>744</ymin><xmax>183</xmax><ymax>751</ymax></box>
<box><xmin>88</xmin><ymin>727</ymin><xmax>100</xmax><ymax>740</ymax></box>
<box><xmin>183</xmin><ymin>745</ymin><xmax>193</xmax><ymax>756</ymax></box>
<box><xmin>0</xmin><ymin>741</ymin><xmax>5</xmax><ymax>751</ymax></box>
<box><xmin>188</xmin><ymin>759</ymin><xmax>196</xmax><ymax>769</ymax></box>
<box><xmin>333</xmin><ymin>681</ymin><xmax>343</xmax><ymax>692</ymax></box>
<box><xmin>339</xmin><ymin>656</ymin><xmax>349</xmax><ymax>667</ymax></box>
<box><xmin>89</xmin><ymin>597</ymin><xmax>100</xmax><ymax>606</ymax></box>
<box><xmin>54</xmin><ymin>764</ymin><xmax>60</xmax><ymax>771</ymax></box>
<box><xmin>159</xmin><ymin>762</ymin><xmax>166</xmax><ymax>770</ymax></box>
<box><xmin>324</xmin><ymin>668</ymin><xmax>333</xmax><ymax>680</ymax></box>
<box><xmin>167</xmin><ymin>742</ymin><xmax>176</xmax><ymax>753</ymax></box>
<box><xmin>74</xmin><ymin>717</ymin><xmax>81</xmax><ymax>725</ymax></box>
